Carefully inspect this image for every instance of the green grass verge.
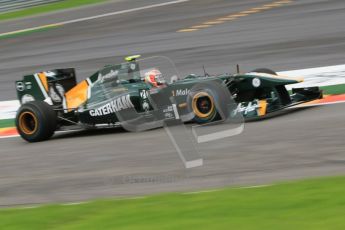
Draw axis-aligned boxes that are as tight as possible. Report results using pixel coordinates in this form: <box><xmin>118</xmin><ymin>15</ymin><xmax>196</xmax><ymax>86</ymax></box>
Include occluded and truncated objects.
<box><xmin>320</xmin><ymin>84</ymin><xmax>345</xmax><ymax>95</ymax></box>
<box><xmin>1</xmin><ymin>176</ymin><xmax>345</xmax><ymax>229</ymax></box>
<box><xmin>0</xmin><ymin>119</ymin><xmax>14</xmax><ymax>128</ymax></box>
<box><xmin>0</xmin><ymin>0</ymin><xmax>109</xmax><ymax>21</ymax></box>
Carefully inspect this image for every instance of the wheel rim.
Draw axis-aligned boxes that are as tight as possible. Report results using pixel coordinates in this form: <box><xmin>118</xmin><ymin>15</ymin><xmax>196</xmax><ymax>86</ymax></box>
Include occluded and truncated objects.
<box><xmin>192</xmin><ymin>92</ymin><xmax>215</xmax><ymax>118</ymax></box>
<box><xmin>19</xmin><ymin>111</ymin><xmax>38</xmax><ymax>135</ymax></box>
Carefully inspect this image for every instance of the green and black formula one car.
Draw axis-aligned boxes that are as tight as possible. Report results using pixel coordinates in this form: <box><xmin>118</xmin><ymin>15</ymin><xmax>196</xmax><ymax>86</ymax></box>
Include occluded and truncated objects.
<box><xmin>15</xmin><ymin>56</ymin><xmax>322</xmax><ymax>142</ymax></box>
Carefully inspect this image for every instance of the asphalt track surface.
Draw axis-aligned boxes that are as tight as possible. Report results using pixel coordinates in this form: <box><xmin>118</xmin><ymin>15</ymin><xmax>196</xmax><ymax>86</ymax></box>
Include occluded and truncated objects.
<box><xmin>0</xmin><ymin>0</ymin><xmax>345</xmax><ymax>206</ymax></box>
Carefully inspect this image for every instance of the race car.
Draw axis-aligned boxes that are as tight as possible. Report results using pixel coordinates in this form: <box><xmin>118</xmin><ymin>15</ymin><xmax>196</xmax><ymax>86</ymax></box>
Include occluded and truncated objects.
<box><xmin>15</xmin><ymin>55</ymin><xmax>322</xmax><ymax>142</ymax></box>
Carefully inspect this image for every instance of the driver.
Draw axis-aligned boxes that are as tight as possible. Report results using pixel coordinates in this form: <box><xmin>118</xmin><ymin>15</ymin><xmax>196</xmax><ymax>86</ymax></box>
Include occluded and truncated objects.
<box><xmin>144</xmin><ymin>69</ymin><xmax>166</xmax><ymax>87</ymax></box>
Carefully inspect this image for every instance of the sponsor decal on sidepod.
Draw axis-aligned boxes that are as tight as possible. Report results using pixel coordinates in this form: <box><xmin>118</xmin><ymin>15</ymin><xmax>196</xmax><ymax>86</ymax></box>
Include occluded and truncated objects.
<box><xmin>89</xmin><ymin>94</ymin><xmax>134</xmax><ymax>117</ymax></box>
<box><xmin>173</xmin><ymin>88</ymin><xmax>190</xmax><ymax>96</ymax></box>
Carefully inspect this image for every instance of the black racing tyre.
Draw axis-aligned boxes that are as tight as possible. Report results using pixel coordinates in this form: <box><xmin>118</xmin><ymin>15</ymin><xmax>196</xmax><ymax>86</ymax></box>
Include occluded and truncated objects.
<box><xmin>187</xmin><ymin>81</ymin><xmax>230</xmax><ymax>124</ymax></box>
<box><xmin>190</xmin><ymin>91</ymin><xmax>217</xmax><ymax>123</ymax></box>
<box><xmin>15</xmin><ymin>101</ymin><xmax>57</xmax><ymax>142</ymax></box>
<box><xmin>251</xmin><ymin>68</ymin><xmax>277</xmax><ymax>75</ymax></box>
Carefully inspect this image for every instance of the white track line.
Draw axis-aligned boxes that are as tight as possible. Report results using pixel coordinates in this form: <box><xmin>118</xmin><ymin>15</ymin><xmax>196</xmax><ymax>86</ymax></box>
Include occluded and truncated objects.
<box><xmin>182</xmin><ymin>184</ymin><xmax>273</xmax><ymax>195</ymax></box>
<box><xmin>0</xmin><ymin>134</ymin><xmax>20</xmax><ymax>139</ymax></box>
<box><xmin>0</xmin><ymin>100</ymin><xmax>19</xmax><ymax>119</ymax></box>
<box><xmin>182</xmin><ymin>189</ymin><xmax>222</xmax><ymax>195</ymax></box>
<box><xmin>61</xmin><ymin>201</ymin><xmax>88</xmax><ymax>206</ymax></box>
<box><xmin>19</xmin><ymin>205</ymin><xmax>41</xmax><ymax>209</ymax></box>
<box><xmin>116</xmin><ymin>196</ymin><xmax>147</xmax><ymax>200</ymax></box>
<box><xmin>5</xmin><ymin>196</ymin><xmax>147</xmax><ymax>209</ymax></box>
<box><xmin>279</xmin><ymin>64</ymin><xmax>345</xmax><ymax>76</ymax></box>
<box><xmin>0</xmin><ymin>0</ymin><xmax>190</xmax><ymax>37</ymax></box>
<box><xmin>59</xmin><ymin>0</ymin><xmax>190</xmax><ymax>25</ymax></box>
<box><xmin>236</xmin><ymin>184</ymin><xmax>273</xmax><ymax>189</ymax></box>
<box><xmin>279</xmin><ymin>64</ymin><xmax>345</xmax><ymax>90</ymax></box>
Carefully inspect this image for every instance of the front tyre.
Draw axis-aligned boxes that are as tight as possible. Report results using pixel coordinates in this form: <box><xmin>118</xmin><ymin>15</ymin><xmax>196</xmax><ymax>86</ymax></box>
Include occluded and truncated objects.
<box><xmin>187</xmin><ymin>81</ymin><xmax>230</xmax><ymax>124</ymax></box>
<box><xmin>251</xmin><ymin>68</ymin><xmax>277</xmax><ymax>75</ymax></box>
<box><xmin>16</xmin><ymin>101</ymin><xmax>57</xmax><ymax>142</ymax></box>
<box><xmin>190</xmin><ymin>91</ymin><xmax>217</xmax><ymax>123</ymax></box>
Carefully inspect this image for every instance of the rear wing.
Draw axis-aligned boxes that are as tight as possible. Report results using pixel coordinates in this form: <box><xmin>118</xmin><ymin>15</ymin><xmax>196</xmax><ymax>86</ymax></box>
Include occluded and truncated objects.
<box><xmin>15</xmin><ymin>58</ymin><xmax>141</xmax><ymax>111</ymax></box>
<box><xmin>15</xmin><ymin>69</ymin><xmax>77</xmax><ymax>106</ymax></box>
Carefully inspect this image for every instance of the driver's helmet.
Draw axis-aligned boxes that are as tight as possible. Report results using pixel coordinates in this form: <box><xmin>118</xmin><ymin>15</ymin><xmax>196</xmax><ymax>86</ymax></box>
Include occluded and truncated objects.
<box><xmin>144</xmin><ymin>69</ymin><xmax>166</xmax><ymax>87</ymax></box>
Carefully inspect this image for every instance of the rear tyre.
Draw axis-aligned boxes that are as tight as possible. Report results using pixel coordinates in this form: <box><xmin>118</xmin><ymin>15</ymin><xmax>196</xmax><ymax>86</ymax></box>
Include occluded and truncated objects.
<box><xmin>251</xmin><ymin>68</ymin><xmax>277</xmax><ymax>75</ymax></box>
<box><xmin>16</xmin><ymin>101</ymin><xmax>57</xmax><ymax>142</ymax></box>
